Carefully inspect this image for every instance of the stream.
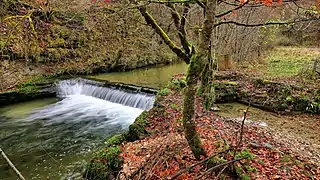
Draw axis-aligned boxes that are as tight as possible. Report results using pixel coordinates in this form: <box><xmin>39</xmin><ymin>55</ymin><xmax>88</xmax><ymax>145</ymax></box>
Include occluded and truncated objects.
<box><xmin>1</xmin><ymin>62</ymin><xmax>319</xmax><ymax>179</ymax></box>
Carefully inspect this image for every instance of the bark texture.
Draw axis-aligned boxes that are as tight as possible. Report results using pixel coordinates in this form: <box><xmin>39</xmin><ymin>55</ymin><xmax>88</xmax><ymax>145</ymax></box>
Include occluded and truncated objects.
<box><xmin>200</xmin><ymin>0</ymin><xmax>217</xmax><ymax>110</ymax></box>
<box><xmin>182</xmin><ymin>0</ymin><xmax>217</xmax><ymax>159</ymax></box>
<box><xmin>183</xmin><ymin>54</ymin><xmax>206</xmax><ymax>159</ymax></box>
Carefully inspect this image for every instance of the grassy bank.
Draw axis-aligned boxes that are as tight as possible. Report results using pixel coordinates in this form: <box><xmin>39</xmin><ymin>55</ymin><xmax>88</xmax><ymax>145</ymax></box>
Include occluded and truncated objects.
<box><xmin>240</xmin><ymin>46</ymin><xmax>320</xmax><ymax>86</ymax></box>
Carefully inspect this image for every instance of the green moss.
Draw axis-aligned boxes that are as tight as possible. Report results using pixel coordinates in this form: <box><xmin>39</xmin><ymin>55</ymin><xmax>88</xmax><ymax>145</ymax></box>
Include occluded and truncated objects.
<box><xmin>235</xmin><ymin>149</ymin><xmax>255</xmax><ymax>160</ymax></box>
<box><xmin>247</xmin><ymin>167</ymin><xmax>257</xmax><ymax>173</ymax></box>
<box><xmin>104</xmin><ymin>134</ymin><xmax>125</xmax><ymax>148</ymax></box>
<box><xmin>263</xmin><ymin>79</ymin><xmax>271</xmax><ymax>84</ymax></box>
<box><xmin>166</xmin><ymin>79</ymin><xmax>186</xmax><ymax>91</ymax></box>
<box><xmin>49</xmin><ymin>37</ymin><xmax>66</xmax><ymax>48</ymax></box>
<box><xmin>240</xmin><ymin>90</ymin><xmax>248</xmax><ymax>98</ymax></box>
<box><xmin>225</xmin><ymin>81</ymin><xmax>238</xmax><ymax>86</ymax></box>
<box><xmin>15</xmin><ymin>76</ymin><xmax>53</xmax><ymax>93</ymax></box>
<box><xmin>124</xmin><ymin>111</ymin><xmax>149</xmax><ymax>141</ymax></box>
<box><xmin>286</xmin><ymin>96</ymin><xmax>293</xmax><ymax>102</ymax></box>
<box><xmin>97</xmin><ymin>146</ymin><xmax>122</xmax><ymax>170</ymax></box>
<box><xmin>170</xmin><ymin>103</ymin><xmax>179</xmax><ymax>111</ymax></box>
<box><xmin>158</xmin><ymin>88</ymin><xmax>171</xmax><ymax>96</ymax></box>
<box><xmin>18</xmin><ymin>86</ymin><xmax>39</xmax><ymax>94</ymax></box>
<box><xmin>85</xmin><ymin>146</ymin><xmax>122</xmax><ymax>179</ymax></box>
<box><xmin>293</xmin><ymin>97</ymin><xmax>310</xmax><ymax>112</ymax></box>
<box><xmin>281</xmin><ymin>154</ymin><xmax>292</xmax><ymax>163</ymax></box>
<box><xmin>197</xmin><ymin>87</ymin><xmax>203</xmax><ymax>97</ymax></box>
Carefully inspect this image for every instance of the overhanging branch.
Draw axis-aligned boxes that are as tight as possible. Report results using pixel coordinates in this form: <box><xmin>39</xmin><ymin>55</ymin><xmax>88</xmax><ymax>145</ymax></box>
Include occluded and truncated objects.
<box><xmin>138</xmin><ymin>6</ymin><xmax>190</xmax><ymax>63</ymax></box>
<box><xmin>214</xmin><ymin>18</ymin><xmax>320</xmax><ymax>27</ymax></box>
<box><xmin>216</xmin><ymin>0</ymin><xmax>249</xmax><ymax>18</ymax></box>
<box><xmin>179</xmin><ymin>4</ymin><xmax>192</xmax><ymax>56</ymax></box>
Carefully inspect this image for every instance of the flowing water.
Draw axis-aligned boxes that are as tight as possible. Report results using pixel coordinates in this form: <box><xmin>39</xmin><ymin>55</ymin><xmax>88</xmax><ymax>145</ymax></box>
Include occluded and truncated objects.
<box><xmin>0</xmin><ymin>78</ymin><xmax>154</xmax><ymax>180</ymax></box>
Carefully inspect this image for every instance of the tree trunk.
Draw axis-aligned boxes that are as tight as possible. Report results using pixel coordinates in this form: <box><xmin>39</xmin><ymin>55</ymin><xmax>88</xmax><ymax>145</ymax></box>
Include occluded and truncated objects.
<box><xmin>182</xmin><ymin>0</ymin><xmax>217</xmax><ymax>159</ymax></box>
<box><xmin>200</xmin><ymin>0</ymin><xmax>217</xmax><ymax>110</ymax></box>
<box><xmin>136</xmin><ymin>0</ymin><xmax>217</xmax><ymax>160</ymax></box>
<box><xmin>183</xmin><ymin>54</ymin><xmax>206</xmax><ymax>160</ymax></box>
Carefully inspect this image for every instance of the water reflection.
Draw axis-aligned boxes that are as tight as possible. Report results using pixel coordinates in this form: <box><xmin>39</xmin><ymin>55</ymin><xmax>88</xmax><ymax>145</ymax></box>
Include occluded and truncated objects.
<box><xmin>89</xmin><ymin>62</ymin><xmax>187</xmax><ymax>89</ymax></box>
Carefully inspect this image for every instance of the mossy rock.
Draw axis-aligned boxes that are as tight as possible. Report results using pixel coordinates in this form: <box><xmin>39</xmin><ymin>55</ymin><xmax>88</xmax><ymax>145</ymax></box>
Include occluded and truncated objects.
<box><xmin>124</xmin><ymin>111</ymin><xmax>149</xmax><ymax>141</ymax></box>
<box><xmin>85</xmin><ymin>111</ymin><xmax>150</xmax><ymax>179</ymax></box>
<box><xmin>84</xmin><ymin>146</ymin><xmax>122</xmax><ymax>180</ymax></box>
<box><xmin>104</xmin><ymin>134</ymin><xmax>125</xmax><ymax>148</ymax></box>
<box><xmin>306</xmin><ymin>101</ymin><xmax>320</xmax><ymax>114</ymax></box>
<box><xmin>293</xmin><ymin>97</ymin><xmax>310</xmax><ymax>112</ymax></box>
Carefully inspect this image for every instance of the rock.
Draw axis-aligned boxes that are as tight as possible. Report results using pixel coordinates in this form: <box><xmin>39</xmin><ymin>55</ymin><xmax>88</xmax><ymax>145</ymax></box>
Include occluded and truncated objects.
<box><xmin>210</xmin><ymin>105</ymin><xmax>220</xmax><ymax>112</ymax></box>
<box><xmin>263</xmin><ymin>142</ymin><xmax>274</xmax><ymax>149</ymax></box>
<box><xmin>249</xmin><ymin>142</ymin><xmax>262</xmax><ymax>148</ymax></box>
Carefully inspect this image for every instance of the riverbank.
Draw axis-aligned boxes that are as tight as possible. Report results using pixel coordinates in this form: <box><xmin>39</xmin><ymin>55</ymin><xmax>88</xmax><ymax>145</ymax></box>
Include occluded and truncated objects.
<box><xmin>86</xmin><ymin>74</ymin><xmax>320</xmax><ymax>179</ymax></box>
<box><xmin>0</xmin><ymin>57</ymin><xmax>179</xmax><ymax>93</ymax></box>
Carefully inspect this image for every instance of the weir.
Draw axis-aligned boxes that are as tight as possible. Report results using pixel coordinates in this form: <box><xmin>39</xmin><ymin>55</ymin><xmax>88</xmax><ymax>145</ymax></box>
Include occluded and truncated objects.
<box><xmin>56</xmin><ymin>78</ymin><xmax>155</xmax><ymax>110</ymax></box>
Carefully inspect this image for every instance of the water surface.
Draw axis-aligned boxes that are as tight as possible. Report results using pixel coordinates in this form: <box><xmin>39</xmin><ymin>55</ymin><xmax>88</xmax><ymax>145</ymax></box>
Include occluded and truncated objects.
<box><xmin>0</xmin><ymin>80</ymin><xmax>146</xmax><ymax>180</ymax></box>
<box><xmin>90</xmin><ymin>62</ymin><xmax>187</xmax><ymax>89</ymax></box>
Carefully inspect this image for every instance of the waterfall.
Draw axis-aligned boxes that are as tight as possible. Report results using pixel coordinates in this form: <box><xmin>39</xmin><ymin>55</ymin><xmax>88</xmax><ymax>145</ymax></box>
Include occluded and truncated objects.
<box><xmin>56</xmin><ymin>78</ymin><xmax>155</xmax><ymax>110</ymax></box>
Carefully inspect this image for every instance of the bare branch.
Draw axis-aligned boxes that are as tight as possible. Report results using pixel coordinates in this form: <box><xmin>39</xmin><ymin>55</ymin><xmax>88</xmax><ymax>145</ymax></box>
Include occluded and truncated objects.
<box><xmin>216</xmin><ymin>0</ymin><xmax>249</xmax><ymax>18</ymax></box>
<box><xmin>179</xmin><ymin>4</ymin><xmax>192</xmax><ymax>56</ymax></box>
<box><xmin>0</xmin><ymin>148</ymin><xmax>26</xmax><ymax>180</ymax></box>
<box><xmin>214</xmin><ymin>18</ymin><xmax>320</xmax><ymax>27</ymax></box>
<box><xmin>166</xmin><ymin>3</ymin><xmax>181</xmax><ymax>30</ymax></box>
<box><xmin>170</xmin><ymin>149</ymin><xmax>230</xmax><ymax>179</ymax></box>
<box><xmin>196</xmin><ymin>157</ymin><xmax>248</xmax><ymax>179</ymax></box>
<box><xmin>195</xmin><ymin>0</ymin><xmax>206</xmax><ymax>8</ymax></box>
<box><xmin>148</xmin><ymin>0</ymin><xmax>193</xmax><ymax>4</ymax></box>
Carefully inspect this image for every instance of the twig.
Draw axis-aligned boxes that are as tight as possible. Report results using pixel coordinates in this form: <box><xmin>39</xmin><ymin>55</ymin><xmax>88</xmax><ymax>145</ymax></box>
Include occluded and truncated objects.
<box><xmin>170</xmin><ymin>149</ymin><xmax>230</xmax><ymax>179</ymax></box>
<box><xmin>40</xmin><ymin>144</ymin><xmax>61</xmax><ymax>165</ymax></box>
<box><xmin>196</xmin><ymin>157</ymin><xmax>247</xmax><ymax>179</ymax></box>
<box><xmin>214</xmin><ymin>165</ymin><xmax>227</xmax><ymax>180</ymax></box>
<box><xmin>0</xmin><ymin>148</ymin><xmax>26</xmax><ymax>180</ymax></box>
<box><xmin>234</xmin><ymin>101</ymin><xmax>251</xmax><ymax>155</ymax></box>
<box><xmin>129</xmin><ymin>148</ymin><xmax>163</xmax><ymax>179</ymax></box>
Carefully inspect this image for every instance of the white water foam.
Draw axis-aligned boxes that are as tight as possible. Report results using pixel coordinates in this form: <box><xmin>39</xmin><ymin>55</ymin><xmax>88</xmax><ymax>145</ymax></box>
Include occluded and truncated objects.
<box><xmin>57</xmin><ymin>79</ymin><xmax>155</xmax><ymax>110</ymax></box>
<box><xmin>26</xmin><ymin>95</ymin><xmax>143</xmax><ymax>129</ymax></box>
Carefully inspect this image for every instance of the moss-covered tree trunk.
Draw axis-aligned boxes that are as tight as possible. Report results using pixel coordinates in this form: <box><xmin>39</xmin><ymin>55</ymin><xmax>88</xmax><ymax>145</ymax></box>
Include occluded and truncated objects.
<box><xmin>182</xmin><ymin>0</ymin><xmax>217</xmax><ymax>159</ymax></box>
<box><xmin>183</xmin><ymin>54</ymin><xmax>206</xmax><ymax>160</ymax></box>
<box><xmin>136</xmin><ymin>0</ymin><xmax>217</xmax><ymax>160</ymax></box>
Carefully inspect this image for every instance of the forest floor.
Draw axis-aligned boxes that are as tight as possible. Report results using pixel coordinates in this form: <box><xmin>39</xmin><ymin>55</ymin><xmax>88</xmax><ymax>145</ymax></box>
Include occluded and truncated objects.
<box><xmin>116</xmin><ymin>74</ymin><xmax>320</xmax><ymax>180</ymax></box>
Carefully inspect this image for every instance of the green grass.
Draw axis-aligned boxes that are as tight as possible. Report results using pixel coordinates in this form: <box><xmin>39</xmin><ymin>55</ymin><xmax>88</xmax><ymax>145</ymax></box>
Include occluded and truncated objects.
<box><xmin>264</xmin><ymin>47</ymin><xmax>320</xmax><ymax>78</ymax></box>
<box><xmin>246</xmin><ymin>47</ymin><xmax>320</xmax><ymax>80</ymax></box>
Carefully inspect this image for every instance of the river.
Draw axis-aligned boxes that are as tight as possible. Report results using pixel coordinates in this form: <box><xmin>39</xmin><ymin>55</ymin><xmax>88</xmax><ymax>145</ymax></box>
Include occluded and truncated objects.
<box><xmin>0</xmin><ymin>63</ymin><xmax>187</xmax><ymax>180</ymax></box>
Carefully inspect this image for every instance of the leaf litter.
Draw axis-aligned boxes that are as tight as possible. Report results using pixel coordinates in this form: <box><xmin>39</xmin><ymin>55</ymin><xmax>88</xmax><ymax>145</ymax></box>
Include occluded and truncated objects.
<box><xmin>118</xmin><ymin>74</ymin><xmax>320</xmax><ymax>180</ymax></box>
